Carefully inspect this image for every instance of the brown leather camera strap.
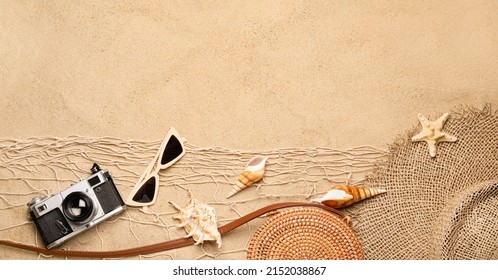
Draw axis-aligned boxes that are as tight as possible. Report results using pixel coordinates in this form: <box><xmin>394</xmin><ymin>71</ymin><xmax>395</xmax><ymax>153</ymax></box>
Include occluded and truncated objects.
<box><xmin>0</xmin><ymin>202</ymin><xmax>349</xmax><ymax>258</ymax></box>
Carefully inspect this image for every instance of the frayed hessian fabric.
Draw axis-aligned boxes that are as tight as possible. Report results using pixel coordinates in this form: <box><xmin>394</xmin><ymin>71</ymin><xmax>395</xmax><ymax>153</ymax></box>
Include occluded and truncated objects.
<box><xmin>351</xmin><ymin>105</ymin><xmax>498</xmax><ymax>259</ymax></box>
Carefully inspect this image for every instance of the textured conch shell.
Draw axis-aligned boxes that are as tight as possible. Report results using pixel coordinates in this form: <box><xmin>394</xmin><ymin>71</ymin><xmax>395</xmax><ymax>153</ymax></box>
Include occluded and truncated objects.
<box><xmin>170</xmin><ymin>192</ymin><xmax>222</xmax><ymax>248</ymax></box>
<box><xmin>226</xmin><ymin>156</ymin><xmax>268</xmax><ymax>198</ymax></box>
<box><xmin>313</xmin><ymin>185</ymin><xmax>387</xmax><ymax>208</ymax></box>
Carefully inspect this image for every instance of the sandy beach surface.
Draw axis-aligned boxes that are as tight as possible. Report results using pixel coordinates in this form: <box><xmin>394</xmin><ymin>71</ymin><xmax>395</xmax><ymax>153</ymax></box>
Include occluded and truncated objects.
<box><xmin>0</xmin><ymin>1</ymin><xmax>497</xmax><ymax>259</ymax></box>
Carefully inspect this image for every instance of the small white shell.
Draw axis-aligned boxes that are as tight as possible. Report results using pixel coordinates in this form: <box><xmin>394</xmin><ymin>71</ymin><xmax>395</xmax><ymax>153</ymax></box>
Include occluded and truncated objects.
<box><xmin>313</xmin><ymin>185</ymin><xmax>387</xmax><ymax>208</ymax></box>
<box><xmin>313</xmin><ymin>189</ymin><xmax>354</xmax><ymax>202</ymax></box>
<box><xmin>226</xmin><ymin>156</ymin><xmax>268</xmax><ymax>198</ymax></box>
<box><xmin>170</xmin><ymin>191</ymin><xmax>222</xmax><ymax>248</ymax></box>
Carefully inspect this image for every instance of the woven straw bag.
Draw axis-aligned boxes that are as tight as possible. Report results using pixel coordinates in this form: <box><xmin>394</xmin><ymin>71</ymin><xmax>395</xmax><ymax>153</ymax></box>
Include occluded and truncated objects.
<box><xmin>350</xmin><ymin>105</ymin><xmax>498</xmax><ymax>259</ymax></box>
<box><xmin>247</xmin><ymin>207</ymin><xmax>364</xmax><ymax>260</ymax></box>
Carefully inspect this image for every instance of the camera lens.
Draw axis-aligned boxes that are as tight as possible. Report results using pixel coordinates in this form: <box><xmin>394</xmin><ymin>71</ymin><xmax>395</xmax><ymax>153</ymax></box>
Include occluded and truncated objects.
<box><xmin>62</xmin><ymin>192</ymin><xmax>95</xmax><ymax>223</ymax></box>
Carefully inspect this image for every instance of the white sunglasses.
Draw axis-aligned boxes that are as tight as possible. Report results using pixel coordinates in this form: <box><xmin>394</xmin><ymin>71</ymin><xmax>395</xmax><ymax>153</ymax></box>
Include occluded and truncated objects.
<box><xmin>125</xmin><ymin>127</ymin><xmax>186</xmax><ymax>207</ymax></box>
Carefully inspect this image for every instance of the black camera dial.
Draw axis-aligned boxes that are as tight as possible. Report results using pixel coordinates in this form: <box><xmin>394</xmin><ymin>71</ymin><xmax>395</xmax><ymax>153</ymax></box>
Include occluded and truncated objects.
<box><xmin>27</xmin><ymin>196</ymin><xmax>47</xmax><ymax>207</ymax></box>
<box><xmin>90</xmin><ymin>163</ymin><xmax>101</xmax><ymax>174</ymax></box>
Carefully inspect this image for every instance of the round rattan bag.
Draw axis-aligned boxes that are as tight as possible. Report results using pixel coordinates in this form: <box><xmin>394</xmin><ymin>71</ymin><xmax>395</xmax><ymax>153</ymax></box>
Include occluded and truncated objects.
<box><xmin>247</xmin><ymin>207</ymin><xmax>364</xmax><ymax>260</ymax></box>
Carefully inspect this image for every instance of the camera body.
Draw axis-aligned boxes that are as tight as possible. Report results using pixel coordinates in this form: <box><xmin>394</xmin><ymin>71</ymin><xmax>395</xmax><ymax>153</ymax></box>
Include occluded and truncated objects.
<box><xmin>28</xmin><ymin>164</ymin><xmax>126</xmax><ymax>249</ymax></box>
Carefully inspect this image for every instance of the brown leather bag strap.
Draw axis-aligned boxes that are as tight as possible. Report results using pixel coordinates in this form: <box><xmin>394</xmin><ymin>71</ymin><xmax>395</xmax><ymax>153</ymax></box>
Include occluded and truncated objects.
<box><xmin>218</xmin><ymin>202</ymin><xmax>349</xmax><ymax>234</ymax></box>
<box><xmin>0</xmin><ymin>202</ymin><xmax>348</xmax><ymax>258</ymax></box>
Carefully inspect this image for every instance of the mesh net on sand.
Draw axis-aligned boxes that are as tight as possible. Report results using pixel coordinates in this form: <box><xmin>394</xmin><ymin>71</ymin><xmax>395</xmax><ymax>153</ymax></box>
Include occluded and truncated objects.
<box><xmin>1</xmin><ymin>105</ymin><xmax>496</xmax><ymax>260</ymax></box>
<box><xmin>0</xmin><ymin>137</ymin><xmax>386</xmax><ymax>259</ymax></box>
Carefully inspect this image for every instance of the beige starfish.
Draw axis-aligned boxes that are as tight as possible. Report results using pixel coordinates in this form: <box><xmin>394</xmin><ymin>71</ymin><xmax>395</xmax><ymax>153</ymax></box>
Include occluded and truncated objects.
<box><xmin>411</xmin><ymin>113</ymin><xmax>457</xmax><ymax>157</ymax></box>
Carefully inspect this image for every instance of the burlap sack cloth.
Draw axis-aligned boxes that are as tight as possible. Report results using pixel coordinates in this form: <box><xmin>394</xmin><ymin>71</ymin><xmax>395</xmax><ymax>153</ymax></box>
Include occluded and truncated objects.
<box><xmin>350</xmin><ymin>105</ymin><xmax>498</xmax><ymax>260</ymax></box>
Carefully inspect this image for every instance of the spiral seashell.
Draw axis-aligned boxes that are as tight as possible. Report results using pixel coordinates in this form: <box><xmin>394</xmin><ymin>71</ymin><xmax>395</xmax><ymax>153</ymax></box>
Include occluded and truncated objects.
<box><xmin>313</xmin><ymin>185</ymin><xmax>387</xmax><ymax>208</ymax></box>
<box><xmin>170</xmin><ymin>191</ymin><xmax>222</xmax><ymax>247</ymax></box>
<box><xmin>226</xmin><ymin>156</ymin><xmax>268</xmax><ymax>198</ymax></box>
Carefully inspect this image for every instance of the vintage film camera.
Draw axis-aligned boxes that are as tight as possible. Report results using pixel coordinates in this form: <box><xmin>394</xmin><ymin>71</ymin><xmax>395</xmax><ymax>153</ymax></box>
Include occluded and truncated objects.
<box><xmin>27</xmin><ymin>163</ymin><xmax>126</xmax><ymax>249</ymax></box>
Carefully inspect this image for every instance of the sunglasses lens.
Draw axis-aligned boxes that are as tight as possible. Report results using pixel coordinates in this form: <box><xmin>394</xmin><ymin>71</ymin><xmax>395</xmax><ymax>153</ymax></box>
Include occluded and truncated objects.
<box><xmin>160</xmin><ymin>135</ymin><xmax>183</xmax><ymax>165</ymax></box>
<box><xmin>132</xmin><ymin>176</ymin><xmax>156</xmax><ymax>203</ymax></box>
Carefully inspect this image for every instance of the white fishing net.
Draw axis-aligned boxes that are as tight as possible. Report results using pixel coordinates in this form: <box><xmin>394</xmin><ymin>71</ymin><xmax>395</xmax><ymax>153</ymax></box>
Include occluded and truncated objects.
<box><xmin>0</xmin><ymin>136</ymin><xmax>387</xmax><ymax>259</ymax></box>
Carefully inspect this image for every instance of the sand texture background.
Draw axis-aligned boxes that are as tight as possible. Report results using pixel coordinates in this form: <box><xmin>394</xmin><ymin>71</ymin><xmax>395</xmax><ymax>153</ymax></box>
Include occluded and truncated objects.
<box><xmin>0</xmin><ymin>1</ymin><xmax>497</xmax><ymax>259</ymax></box>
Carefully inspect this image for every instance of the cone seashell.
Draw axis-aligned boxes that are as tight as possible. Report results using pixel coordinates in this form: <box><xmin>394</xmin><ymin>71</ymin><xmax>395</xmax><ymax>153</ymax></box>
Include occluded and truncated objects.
<box><xmin>226</xmin><ymin>156</ymin><xmax>268</xmax><ymax>198</ymax></box>
<box><xmin>170</xmin><ymin>191</ymin><xmax>222</xmax><ymax>248</ymax></box>
<box><xmin>313</xmin><ymin>185</ymin><xmax>387</xmax><ymax>208</ymax></box>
